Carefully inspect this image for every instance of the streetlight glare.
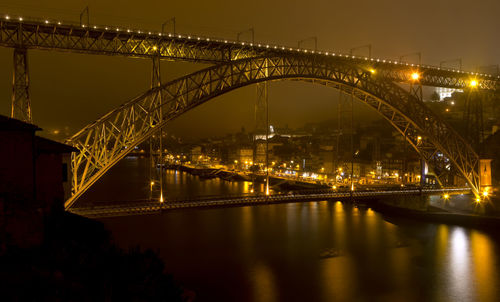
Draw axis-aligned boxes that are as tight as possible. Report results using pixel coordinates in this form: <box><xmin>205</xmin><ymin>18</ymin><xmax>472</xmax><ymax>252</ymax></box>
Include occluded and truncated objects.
<box><xmin>411</xmin><ymin>72</ymin><xmax>420</xmax><ymax>80</ymax></box>
<box><xmin>470</xmin><ymin>80</ymin><xmax>477</xmax><ymax>87</ymax></box>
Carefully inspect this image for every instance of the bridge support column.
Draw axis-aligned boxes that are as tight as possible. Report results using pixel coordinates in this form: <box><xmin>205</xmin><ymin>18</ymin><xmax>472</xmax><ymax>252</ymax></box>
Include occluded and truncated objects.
<box><xmin>149</xmin><ymin>55</ymin><xmax>164</xmax><ymax>201</ymax></box>
<box><xmin>464</xmin><ymin>89</ymin><xmax>485</xmax><ymax>152</ymax></box>
<box><xmin>11</xmin><ymin>48</ymin><xmax>32</xmax><ymax>123</ymax></box>
<box><xmin>409</xmin><ymin>82</ymin><xmax>423</xmax><ymax>102</ymax></box>
<box><xmin>479</xmin><ymin>159</ymin><xmax>492</xmax><ymax>196</ymax></box>
<box><xmin>256</xmin><ymin>81</ymin><xmax>270</xmax><ymax>195</ymax></box>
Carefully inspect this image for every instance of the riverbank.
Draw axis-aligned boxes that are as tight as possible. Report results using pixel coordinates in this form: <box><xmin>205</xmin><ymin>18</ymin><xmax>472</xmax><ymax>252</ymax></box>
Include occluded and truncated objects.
<box><xmin>372</xmin><ymin>199</ymin><xmax>500</xmax><ymax>229</ymax></box>
<box><xmin>165</xmin><ymin>163</ymin><xmax>330</xmax><ymax>191</ymax></box>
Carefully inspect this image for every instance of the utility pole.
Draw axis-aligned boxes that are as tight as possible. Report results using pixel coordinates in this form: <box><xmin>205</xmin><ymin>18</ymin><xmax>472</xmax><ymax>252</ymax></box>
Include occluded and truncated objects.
<box><xmin>237</xmin><ymin>27</ymin><xmax>255</xmax><ymax>44</ymax></box>
<box><xmin>439</xmin><ymin>58</ymin><xmax>462</xmax><ymax>71</ymax></box>
<box><xmin>349</xmin><ymin>44</ymin><xmax>372</xmax><ymax>58</ymax></box>
<box><xmin>79</xmin><ymin>6</ymin><xmax>90</xmax><ymax>27</ymax></box>
<box><xmin>162</xmin><ymin>17</ymin><xmax>176</xmax><ymax>34</ymax></box>
<box><xmin>298</xmin><ymin>37</ymin><xmax>317</xmax><ymax>51</ymax></box>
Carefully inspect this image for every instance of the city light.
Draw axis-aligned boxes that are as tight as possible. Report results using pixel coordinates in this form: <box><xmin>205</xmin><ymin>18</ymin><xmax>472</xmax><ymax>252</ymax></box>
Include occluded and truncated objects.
<box><xmin>443</xmin><ymin>193</ymin><xmax>450</xmax><ymax>200</ymax></box>
<box><xmin>470</xmin><ymin>79</ymin><xmax>478</xmax><ymax>87</ymax></box>
<box><xmin>369</xmin><ymin>69</ymin><xmax>376</xmax><ymax>74</ymax></box>
<box><xmin>483</xmin><ymin>190</ymin><xmax>489</xmax><ymax>197</ymax></box>
<box><xmin>411</xmin><ymin>72</ymin><xmax>420</xmax><ymax>80</ymax></box>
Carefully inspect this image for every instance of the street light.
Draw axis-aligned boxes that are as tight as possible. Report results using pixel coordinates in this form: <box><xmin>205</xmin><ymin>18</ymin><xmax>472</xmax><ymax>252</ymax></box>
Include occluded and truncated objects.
<box><xmin>470</xmin><ymin>79</ymin><xmax>478</xmax><ymax>87</ymax></box>
<box><xmin>411</xmin><ymin>72</ymin><xmax>420</xmax><ymax>80</ymax></box>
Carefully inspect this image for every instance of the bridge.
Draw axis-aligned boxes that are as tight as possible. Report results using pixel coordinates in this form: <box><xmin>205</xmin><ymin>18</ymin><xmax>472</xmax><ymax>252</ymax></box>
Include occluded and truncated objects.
<box><xmin>0</xmin><ymin>15</ymin><xmax>497</xmax><ymax>208</ymax></box>
<box><xmin>69</xmin><ymin>187</ymin><xmax>471</xmax><ymax>218</ymax></box>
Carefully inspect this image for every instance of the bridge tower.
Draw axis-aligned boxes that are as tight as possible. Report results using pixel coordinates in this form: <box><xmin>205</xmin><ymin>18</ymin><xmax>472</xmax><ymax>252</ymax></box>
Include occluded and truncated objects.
<box><xmin>463</xmin><ymin>88</ymin><xmax>485</xmax><ymax>152</ymax></box>
<box><xmin>255</xmin><ymin>83</ymin><xmax>267</xmax><ymax>134</ymax></box>
<box><xmin>335</xmin><ymin>87</ymin><xmax>354</xmax><ymax>185</ymax></box>
<box><xmin>11</xmin><ymin>48</ymin><xmax>31</xmax><ymax>123</ymax></box>
<box><xmin>149</xmin><ymin>54</ymin><xmax>164</xmax><ymax>201</ymax></box>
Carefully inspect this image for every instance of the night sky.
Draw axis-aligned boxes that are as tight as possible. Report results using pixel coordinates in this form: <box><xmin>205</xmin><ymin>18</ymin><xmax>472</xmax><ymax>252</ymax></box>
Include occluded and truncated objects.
<box><xmin>0</xmin><ymin>0</ymin><xmax>499</xmax><ymax>138</ymax></box>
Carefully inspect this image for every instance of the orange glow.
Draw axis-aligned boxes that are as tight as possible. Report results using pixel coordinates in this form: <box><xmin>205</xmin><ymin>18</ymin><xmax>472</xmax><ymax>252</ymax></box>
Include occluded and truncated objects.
<box><xmin>411</xmin><ymin>72</ymin><xmax>420</xmax><ymax>80</ymax></box>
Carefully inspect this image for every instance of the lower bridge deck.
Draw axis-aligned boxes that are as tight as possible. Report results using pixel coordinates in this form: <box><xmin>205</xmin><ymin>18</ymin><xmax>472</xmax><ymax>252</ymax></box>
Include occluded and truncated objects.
<box><xmin>69</xmin><ymin>188</ymin><xmax>471</xmax><ymax>218</ymax></box>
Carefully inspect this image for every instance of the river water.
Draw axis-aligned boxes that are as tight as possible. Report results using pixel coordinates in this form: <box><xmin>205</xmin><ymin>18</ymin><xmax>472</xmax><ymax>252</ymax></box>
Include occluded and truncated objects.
<box><xmin>81</xmin><ymin>157</ymin><xmax>500</xmax><ymax>301</ymax></box>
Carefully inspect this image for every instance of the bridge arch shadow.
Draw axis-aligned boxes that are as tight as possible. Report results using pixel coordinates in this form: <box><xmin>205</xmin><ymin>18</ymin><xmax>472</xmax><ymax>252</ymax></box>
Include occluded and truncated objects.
<box><xmin>65</xmin><ymin>55</ymin><xmax>479</xmax><ymax>208</ymax></box>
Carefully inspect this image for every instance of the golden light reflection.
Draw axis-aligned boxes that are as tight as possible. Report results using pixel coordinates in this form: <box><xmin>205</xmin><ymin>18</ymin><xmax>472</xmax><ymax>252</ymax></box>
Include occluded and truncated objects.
<box><xmin>389</xmin><ymin>247</ymin><xmax>411</xmax><ymax>289</ymax></box>
<box><xmin>435</xmin><ymin>224</ymin><xmax>449</xmax><ymax>284</ymax></box>
<box><xmin>252</xmin><ymin>263</ymin><xmax>278</xmax><ymax>302</ymax></box>
<box><xmin>321</xmin><ymin>256</ymin><xmax>354</xmax><ymax>301</ymax></box>
<box><xmin>241</xmin><ymin>206</ymin><xmax>253</xmax><ymax>251</ymax></box>
<box><xmin>471</xmin><ymin>230</ymin><xmax>498</xmax><ymax>302</ymax></box>
<box><xmin>333</xmin><ymin>201</ymin><xmax>346</xmax><ymax>247</ymax></box>
<box><xmin>365</xmin><ymin>207</ymin><xmax>378</xmax><ymax>248</ymax></box>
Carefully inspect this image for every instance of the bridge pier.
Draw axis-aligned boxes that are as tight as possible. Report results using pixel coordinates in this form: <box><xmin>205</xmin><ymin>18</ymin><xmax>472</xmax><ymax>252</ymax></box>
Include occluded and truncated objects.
<box><xmin>11</xmin><ymin>48</ymin><xmax>31</xmax><ymax>123</ymax></box>
<box><xmin>479</xmin><ymin>159</ymin><xmax>492</xmax><ymax>195</ymax></box>
<box><xmin>149</xmin><ymin>55</ymin><xmax>164</xmax><ymax>201</ymax></box>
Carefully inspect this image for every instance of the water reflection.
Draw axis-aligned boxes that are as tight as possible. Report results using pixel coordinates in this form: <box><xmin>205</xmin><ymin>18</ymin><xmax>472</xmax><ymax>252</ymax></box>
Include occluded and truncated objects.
<box><xmin>471</xmin><ymin>230</ymin><xmax>499</xmax><ymax>302</ymax></box>
<box><xmin>92</xmin><ymin>158</ymin><xmax>500</xmax><ymax>301</ymax></box>
<box><xmin>448</xmin><ymin>228</ymin><xmax>472</xmax><ymax>300</ymax></box>
<box><xmin>253</xmin><ymin>263</ymin><xmax>278</xmax><ymax>302</ymax></box>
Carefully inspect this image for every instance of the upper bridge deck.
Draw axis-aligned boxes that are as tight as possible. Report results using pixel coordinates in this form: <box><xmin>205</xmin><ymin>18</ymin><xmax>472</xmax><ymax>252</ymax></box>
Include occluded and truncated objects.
<box><xmin>1</xmin><ymin>16</ymin><xmax>499</xmax><ymax>91</ymax></box>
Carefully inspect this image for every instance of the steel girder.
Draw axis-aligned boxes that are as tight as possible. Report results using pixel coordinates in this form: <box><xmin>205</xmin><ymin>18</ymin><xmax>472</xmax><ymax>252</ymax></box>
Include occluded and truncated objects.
<box><xmin>11</xmin><ymin>48</ymin><xmax>31</xmax><ymax>122</ymax></box>
<box><xmin>64</xmin><ymin>55</ymin><xmax>481</xmax><ymax>208</ymax></box>
<box><xmin>1</xmin><ymin>19</ymin><xmax>499</xmax><ymax>90</ymax></box>
<box><xmin>149</xmin><ymin>55</ymin><xmax>163</xmax><ymax>199</ymax></box>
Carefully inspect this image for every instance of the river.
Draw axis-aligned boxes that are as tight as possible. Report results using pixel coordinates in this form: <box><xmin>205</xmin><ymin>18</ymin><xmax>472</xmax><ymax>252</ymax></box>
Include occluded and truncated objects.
<box><xmin>81</xmin><ymin>157</ymin><xmax>500</xmax><ymax>301</ymax></box>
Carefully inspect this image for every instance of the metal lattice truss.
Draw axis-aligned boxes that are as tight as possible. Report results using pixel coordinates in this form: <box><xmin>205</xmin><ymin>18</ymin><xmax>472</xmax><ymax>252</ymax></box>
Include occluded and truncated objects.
<box><xmin>1</xmin><ymin>19</ymin><xmax>499</xmax><ymax>90</ymax></box>
<box><xmin>11</xmin><ymin>48</ymin><xmax>31</xmax><ymax>122</ymax></box>
<box><xmin>65</xmin><ymin>55</ymin><xmax>482</xmax><ymax>208</ymax></box>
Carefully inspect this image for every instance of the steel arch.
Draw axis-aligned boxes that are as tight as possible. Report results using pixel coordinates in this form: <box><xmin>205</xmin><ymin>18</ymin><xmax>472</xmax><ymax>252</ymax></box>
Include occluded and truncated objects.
<box><xmin>65</xmin><ymin>55</ymin><xmax>480</xmax><ymax>209</ymax></box>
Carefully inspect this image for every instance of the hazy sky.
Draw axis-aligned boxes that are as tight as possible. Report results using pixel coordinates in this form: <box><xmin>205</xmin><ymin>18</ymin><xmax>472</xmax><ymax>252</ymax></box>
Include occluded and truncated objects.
<box><xmin>0</xmin><ymin>0</ymin><xmax>499</xmax><ymax>138</ymax></box>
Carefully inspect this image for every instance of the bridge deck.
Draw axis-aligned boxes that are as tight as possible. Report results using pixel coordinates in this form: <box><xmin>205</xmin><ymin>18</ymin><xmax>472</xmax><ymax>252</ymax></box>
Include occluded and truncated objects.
<box><xmin>1</xmin><ymin>18</ymin><xmax>499</xmax><ymax>90</ymax></box>
<box><xmin>69</xmin><ymin>188</ymin><xmax>470</xmax><ymax>218</ymax></box>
